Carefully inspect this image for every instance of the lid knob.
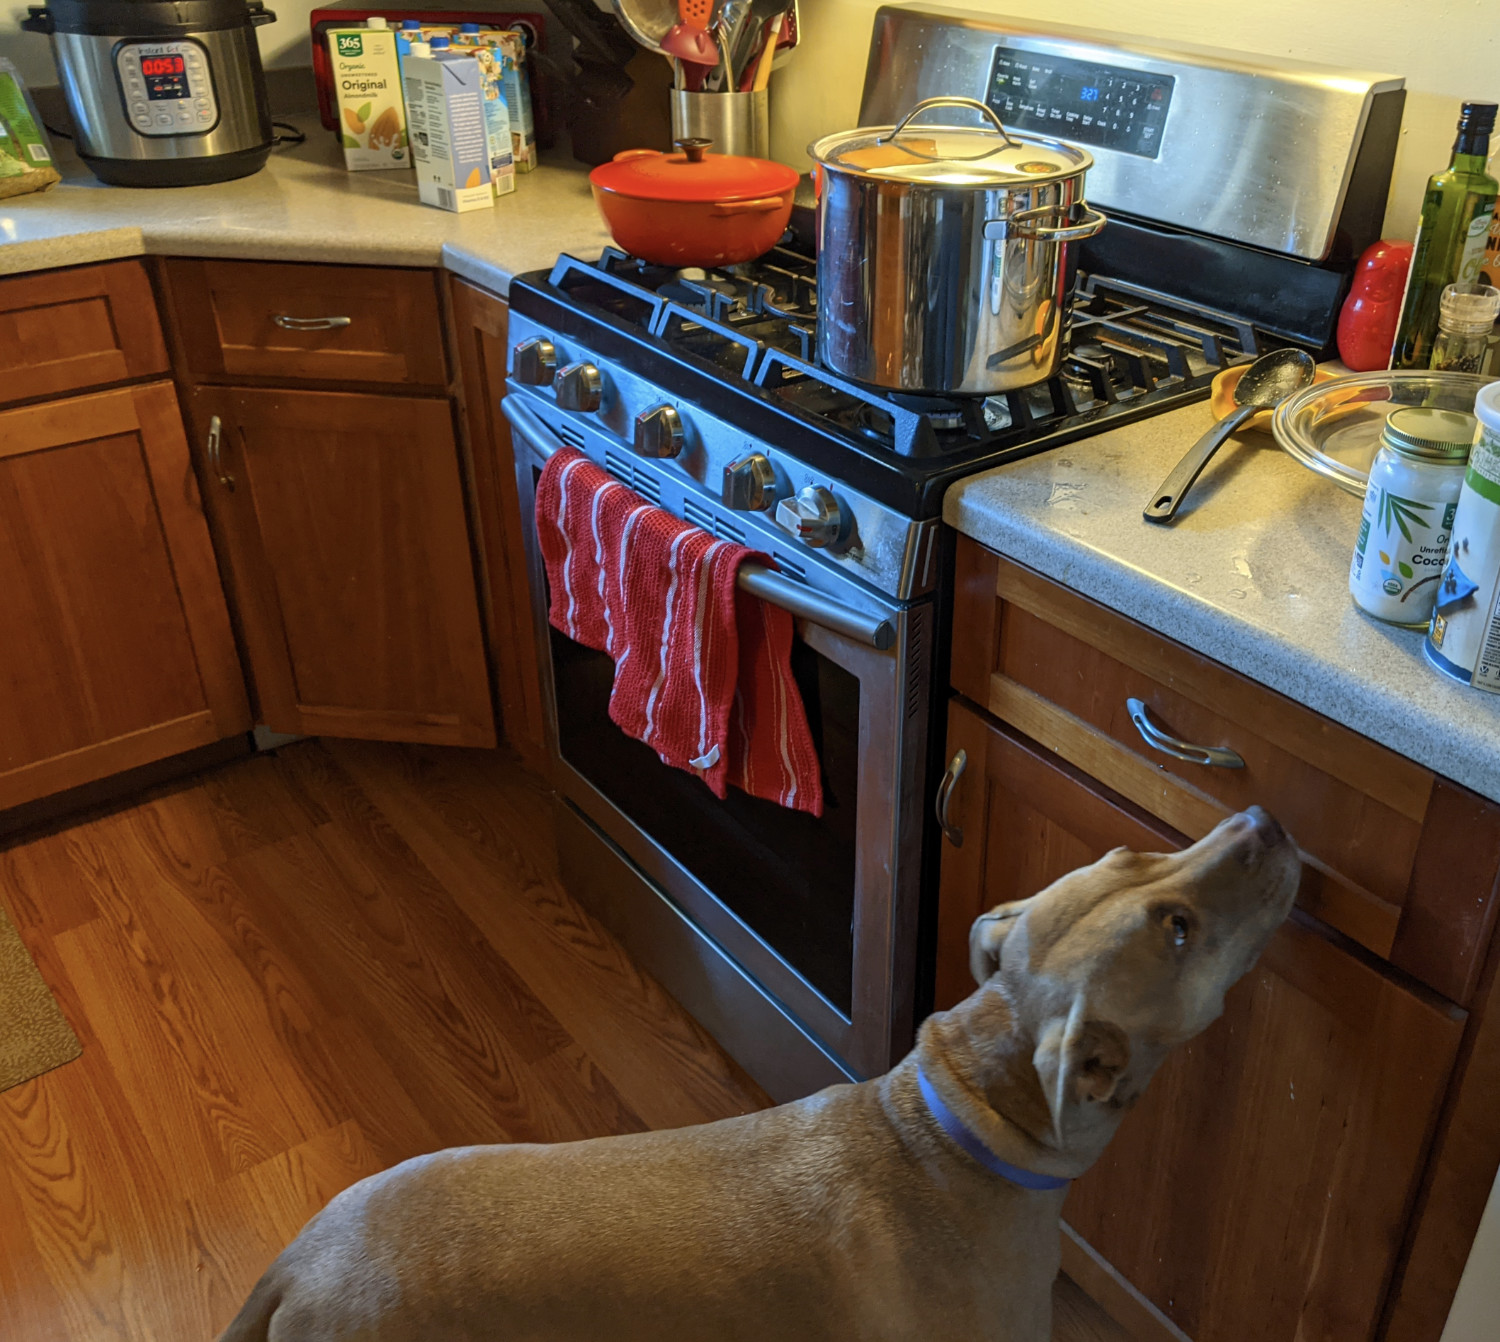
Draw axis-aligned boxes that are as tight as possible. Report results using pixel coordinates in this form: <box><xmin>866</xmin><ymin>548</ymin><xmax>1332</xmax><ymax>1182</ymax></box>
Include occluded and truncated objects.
<box><xmin>674</xmin><ymin>138</ymin><xmax>712</xmax><ymax>163</ymax></box>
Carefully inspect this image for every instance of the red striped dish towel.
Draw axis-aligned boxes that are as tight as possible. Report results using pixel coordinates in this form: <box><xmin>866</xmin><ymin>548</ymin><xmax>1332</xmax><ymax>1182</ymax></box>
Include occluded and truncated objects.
<box><xmin>535</xmin><ymin>446</ymin><xmax>823</xmax><ymax>816</ymax></box>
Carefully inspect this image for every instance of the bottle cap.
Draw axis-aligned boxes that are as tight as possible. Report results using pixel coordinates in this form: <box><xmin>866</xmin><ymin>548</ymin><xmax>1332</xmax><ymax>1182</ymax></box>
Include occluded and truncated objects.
<box><xmin>401</xmin><ymin>18</ymin><xmax>422</xmax><ymax>28</ymax></box>
<box><xmin>429</xmin><ymin>34</ymin><xmax>450</xmax><ymax>48</ymax></box>
<box><xmin>459</xmin><ymin>22</ymin><xmax>480</xmax><ymax>31</ymax></box>
<box><xmin>1382</xmin><ymin>407</ymin><xmax>1478</xmax><ymax>461</ymax></box>
<box><xmin>1460</xmin><ymin>101</ymin><xmax>1498</xmax><ymax>133</ymax></box>
<box><xmin>365</xmin><ymin>15</ymin><xmax>387</xmax><ymax>28</ymax></box>
<box><xmin>1440</xmin><ymin>282</ymin><xmax>1500</xmax><ymax>336</ymax></box>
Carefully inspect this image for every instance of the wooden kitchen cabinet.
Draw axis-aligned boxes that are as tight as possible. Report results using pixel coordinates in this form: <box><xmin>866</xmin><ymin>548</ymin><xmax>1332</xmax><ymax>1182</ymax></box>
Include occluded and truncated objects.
<box><xmin>942</xmin><ymin>534</ymin><xmax>1500</xmax><ymax>1342</ymax></box>
<box><xmin>448</xmin><ymin>278</ymin><xmax>547</xmax><ymax>766</ymax></box>
<box><xmin>0</xmin><ymin>383</ymin><xmax>250</xmax><ymax>809</ymax></box>
<box><xmin>0</xmin><ymin>259</ymin><xmax>169</xmax><ymax>407</ymax></box>
<box><xmin>182</xmin><ymin>385</ymin><xmax>496</xmax><ymax>748</ymax></box>
<box><xmin>935</xmin><ymin>697</ymin><xmax>1466</xmax><ymax>1342</ymax></box>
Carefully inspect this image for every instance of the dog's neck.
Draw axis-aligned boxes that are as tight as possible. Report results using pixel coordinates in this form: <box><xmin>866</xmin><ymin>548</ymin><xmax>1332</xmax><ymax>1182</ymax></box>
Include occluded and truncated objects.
<box><xmin>909</xmin><ymin>984</ymin><xmax>1129</xmax><ymax>1181</ymax></box>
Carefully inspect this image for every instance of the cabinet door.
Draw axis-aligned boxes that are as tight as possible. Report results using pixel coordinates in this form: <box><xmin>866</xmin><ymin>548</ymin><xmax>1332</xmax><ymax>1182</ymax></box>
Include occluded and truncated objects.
<box><xmin>449</xmin><ymin>279</ymin><xmax>546</xmax><ymax>766</ymax></box>
<box><xmin>0</xmin><ymin>384</ymin><xmax>250</xmax><ymax>809</ymax></box>
<box><xmin>188</xmin><ymin>386</ymin><xmax>496</xmax><ymax>748</ymax></box>
<box><xmin>936</xmin><ymin>698</ymin><xmax>1466</xmax><ymax>1342</ymax></box>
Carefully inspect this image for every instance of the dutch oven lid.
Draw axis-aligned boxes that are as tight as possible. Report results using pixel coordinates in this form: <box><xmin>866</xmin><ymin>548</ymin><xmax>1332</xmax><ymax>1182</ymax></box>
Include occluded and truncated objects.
<box><xmin>22</xmin><ymin>0</ymin><xmax>275</xmax><ymax>35</ymax></box>
<box><xmin>591</xmin><ymin>138</ymin><xmax>799</xmax><ymax>204</ymax></box>
<box><xmin>810</xmin><ymin>96</ymin><xmax>1091</xmax><ymax>187</ymax></box>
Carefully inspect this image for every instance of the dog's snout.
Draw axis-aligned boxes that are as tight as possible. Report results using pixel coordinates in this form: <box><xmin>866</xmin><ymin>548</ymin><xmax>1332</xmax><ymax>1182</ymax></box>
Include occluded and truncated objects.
<box><xmin>1246</xmin><ymin>806</ymin><xmax>1286</xmax><ymax>848</ymax></box>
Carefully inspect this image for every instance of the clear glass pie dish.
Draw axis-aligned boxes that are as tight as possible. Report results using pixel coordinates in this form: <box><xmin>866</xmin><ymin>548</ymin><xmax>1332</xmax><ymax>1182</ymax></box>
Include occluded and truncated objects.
<box><xmin>1270</xmin><ymin>370</ymin><xmax>1492</xmax><ymax>496</ymax></box>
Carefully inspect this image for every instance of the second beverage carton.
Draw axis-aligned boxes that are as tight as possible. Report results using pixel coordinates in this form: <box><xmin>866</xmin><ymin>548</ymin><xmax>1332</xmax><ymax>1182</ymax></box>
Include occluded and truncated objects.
<box><xmin>403</xmin><ymin>43</ymin><xmax>491</xmax><ymax>212</ymax></box>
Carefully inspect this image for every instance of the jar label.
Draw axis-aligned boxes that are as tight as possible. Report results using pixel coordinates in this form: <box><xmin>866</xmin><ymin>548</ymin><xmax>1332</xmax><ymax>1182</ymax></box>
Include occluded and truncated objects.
<box><xmin>1459</xmin><ymin>212</ymin><xmax>1496</xmax><ymax>286</ymax></box>
<box><xmin>1350</xmin><ymin>485</ymin><xmax>1450</xmax><ymax>619</ymax></box>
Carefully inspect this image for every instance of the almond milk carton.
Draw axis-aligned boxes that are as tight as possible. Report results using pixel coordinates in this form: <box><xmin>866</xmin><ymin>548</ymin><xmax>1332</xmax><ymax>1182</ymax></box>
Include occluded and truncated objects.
<box><xmin>403</xmin><ymin>41</ymin><xmax>492</xmax><ymax>212</ymax></box>
<box><xmin>328</xmin><ymin>19</ymin><xmax>409</xmax><ymax>171</ymax></box>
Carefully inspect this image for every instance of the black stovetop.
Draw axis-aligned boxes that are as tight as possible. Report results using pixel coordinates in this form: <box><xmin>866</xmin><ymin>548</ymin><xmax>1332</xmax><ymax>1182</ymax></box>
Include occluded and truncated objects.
<box><xmin>510</xmin><ymin>245</ymin><xmax>1283</xmax><ymax>521</ymax></box>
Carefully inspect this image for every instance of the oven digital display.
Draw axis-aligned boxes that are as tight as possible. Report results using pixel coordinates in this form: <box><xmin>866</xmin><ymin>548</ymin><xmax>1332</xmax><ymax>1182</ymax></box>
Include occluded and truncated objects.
<box><xmin>985</xmin><ymin>45</ymin><xmax>1174</xmax><ymax>159</ymax></box>
<box><xmin>142</xmin><ymin>54</ymin><xmax>190</xmax><ymax>100</ymax></box>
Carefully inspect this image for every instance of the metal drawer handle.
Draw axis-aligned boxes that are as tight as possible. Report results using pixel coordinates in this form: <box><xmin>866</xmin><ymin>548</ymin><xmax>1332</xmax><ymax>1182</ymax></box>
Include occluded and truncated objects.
<box><xmin>935</xmin><ymin>748</ymin><xmax>968</xmax><ymax>847</ymax></box>
<box><xmin>272</xmin><ymin>314</ymin><xmax>352</xmax><ymax>331</ymax></box>
<box><xmin>205</xmin><ymin>414</ymin><xmax>234</xmax><ymax>490</ymax></box>
<box><xmin>1127</xmin><ymin>698</ymin><xmax>1244</xmax><ymax>769</ymax></box>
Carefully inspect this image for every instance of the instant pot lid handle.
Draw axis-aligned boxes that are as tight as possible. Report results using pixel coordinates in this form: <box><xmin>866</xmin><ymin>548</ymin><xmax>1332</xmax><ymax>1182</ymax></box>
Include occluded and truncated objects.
<box><xmin>23</xmin><ymin>0</ymin><xmax>276</xmax><ymax>33</ymax></box>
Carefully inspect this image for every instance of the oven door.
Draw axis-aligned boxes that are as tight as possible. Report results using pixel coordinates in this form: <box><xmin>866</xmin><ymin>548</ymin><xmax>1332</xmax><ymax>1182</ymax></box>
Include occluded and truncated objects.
<box><xmin>505</xmin><ymin>394</ymin><xmax>931</xmax><ymax>1093</ymax></box>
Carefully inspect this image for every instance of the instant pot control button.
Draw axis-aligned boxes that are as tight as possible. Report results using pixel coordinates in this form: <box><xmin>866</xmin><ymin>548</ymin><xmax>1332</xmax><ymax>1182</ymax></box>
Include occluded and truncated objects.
<box><xmin>722</xmin><ymin>453</ymin><xmax>778</xmax><ymax>511</ymax></box>
<box><xmin>634</xmin><ymin>405</ymin><xmax>684</xmax><ymax>458</ymax></box>
<box><xmin>511</xmin><ymin>338</ymin><xmax>557</xmax><ymax>386</ymax></box>
<box><xmin>776</xmin><ymin>485</ymin><xmax>848</xmax><ymax>549</ymax></box>
<box><xmin>553</xmin><ymin>362</ymin><xmax>603</xmax><ymax>414</ymax></box>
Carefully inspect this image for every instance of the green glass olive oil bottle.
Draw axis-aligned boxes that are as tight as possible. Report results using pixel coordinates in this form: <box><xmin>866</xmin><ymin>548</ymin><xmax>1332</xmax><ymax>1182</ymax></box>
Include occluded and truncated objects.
<box><xmin>1391</xmin><ymin>101</ymin><xmax>1500</xmax><ymax>370</ymax></box>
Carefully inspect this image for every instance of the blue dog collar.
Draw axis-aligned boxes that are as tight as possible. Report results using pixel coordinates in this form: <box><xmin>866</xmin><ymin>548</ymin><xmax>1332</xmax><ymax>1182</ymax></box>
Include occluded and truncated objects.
<box><xmin>916</xmin><ymin>1066</ymin><xmax>1070</xmax><ymax>1192</ymax></box>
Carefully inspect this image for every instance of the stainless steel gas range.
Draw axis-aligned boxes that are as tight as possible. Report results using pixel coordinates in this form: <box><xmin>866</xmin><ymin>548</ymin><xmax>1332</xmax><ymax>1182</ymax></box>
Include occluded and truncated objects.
<box><xmin>500</xmin><ymin>9</ymin><xmax>1403</xmax><ymax>1101</ymax></box>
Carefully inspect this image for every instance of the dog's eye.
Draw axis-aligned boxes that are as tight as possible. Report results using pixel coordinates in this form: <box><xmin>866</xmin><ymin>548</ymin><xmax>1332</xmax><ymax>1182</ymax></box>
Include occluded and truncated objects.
<box><xmin>1169</xmin><ymin>914</ymin><xmax>1190</xmax><ymax>948</ymax></box>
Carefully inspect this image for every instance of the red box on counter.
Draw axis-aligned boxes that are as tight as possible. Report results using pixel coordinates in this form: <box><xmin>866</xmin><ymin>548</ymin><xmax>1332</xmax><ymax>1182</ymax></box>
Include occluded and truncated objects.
<box><xmin>308</xmin><ymin>1</ymin><xmax>548</xmax><ymax>140</ymax></box>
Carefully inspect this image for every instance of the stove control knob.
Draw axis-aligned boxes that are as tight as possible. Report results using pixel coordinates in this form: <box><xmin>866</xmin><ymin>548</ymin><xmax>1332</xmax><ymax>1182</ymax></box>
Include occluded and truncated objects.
<box><xmin>512</xmin><ymin>338</ymin><xmax>557</xmax><ymax>386</ymax></box>
<box><xmin>554</xmin><ymin>362</ymin><xmax>603</xmax><ymax>413</ymax></box>
<box><xmin>722</xmin><ymin>453</ymin><xmax>778</xmax><ymax>511</ymax></box>
<box><xmin>776</xmin><ymin>485</ymin><xmax>848</xmax><ymax>549</ymax></box>
<box><xmin>634</xmin><ymin>404</ymin><xmax>685</xmax><ymax>458</ymax></box>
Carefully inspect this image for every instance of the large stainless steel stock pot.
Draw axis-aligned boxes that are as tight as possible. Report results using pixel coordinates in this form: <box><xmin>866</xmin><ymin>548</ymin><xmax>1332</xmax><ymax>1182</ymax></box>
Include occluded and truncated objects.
<box><xmin>809</xmin><ymin>96</ymin><xmax>1106</xmax><ymax>396</ymax></box>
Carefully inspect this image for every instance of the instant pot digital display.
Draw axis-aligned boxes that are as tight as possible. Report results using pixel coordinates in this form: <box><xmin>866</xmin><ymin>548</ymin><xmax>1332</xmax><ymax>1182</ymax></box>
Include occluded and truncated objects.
<box><xmin>141</xmin><ymin>54</ymin><xmax>189</xmax><ymax>99</ymax></box>
<box><xmin>985</xmin><ymin>44</ymin><xmax>1174</xmax><ymax>159</ymax></box>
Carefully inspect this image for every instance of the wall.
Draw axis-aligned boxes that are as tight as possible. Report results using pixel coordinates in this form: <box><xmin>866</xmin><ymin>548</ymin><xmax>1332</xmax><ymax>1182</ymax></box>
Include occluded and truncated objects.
<box><xmin>1441</xmin><ymin>1166</ymin><xmax>1500</xmax><ymax>1342</ymax></box>
<box><xmin>769</xmin><ymin>0</ymin><xmax>1500</xmax><ymax>242</ymax></box>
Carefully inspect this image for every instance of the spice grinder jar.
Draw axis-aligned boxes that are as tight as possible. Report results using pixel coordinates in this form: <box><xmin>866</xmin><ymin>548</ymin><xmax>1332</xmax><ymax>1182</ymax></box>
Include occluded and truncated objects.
<box><xmin>809</xmin><ymin>96</ymin><xmax>1105</xmax><ymax>396</ymax></box>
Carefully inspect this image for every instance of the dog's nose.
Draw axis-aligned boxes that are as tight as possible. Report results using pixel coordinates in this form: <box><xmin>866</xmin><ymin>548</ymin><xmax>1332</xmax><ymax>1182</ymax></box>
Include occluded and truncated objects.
<box><xmin>1245</xmin><ymin>806</ymin><xmax>1285</xmax><ymax>848</ymax></box>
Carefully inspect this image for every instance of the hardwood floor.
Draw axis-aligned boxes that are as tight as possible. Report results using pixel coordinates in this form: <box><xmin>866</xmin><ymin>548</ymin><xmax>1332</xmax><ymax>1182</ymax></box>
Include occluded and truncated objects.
<box><xmin>0</xmin><ymin>739</ymin><xmax>1122</xmax><ymax>1341</ymax></box>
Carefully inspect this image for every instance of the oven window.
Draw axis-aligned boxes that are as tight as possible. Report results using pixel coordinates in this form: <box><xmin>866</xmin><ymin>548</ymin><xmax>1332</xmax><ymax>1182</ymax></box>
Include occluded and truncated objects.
<box><xmin>551</xmin><ymin>627</ymin><xmax>860</xmax><ymax>1015</ymax></box>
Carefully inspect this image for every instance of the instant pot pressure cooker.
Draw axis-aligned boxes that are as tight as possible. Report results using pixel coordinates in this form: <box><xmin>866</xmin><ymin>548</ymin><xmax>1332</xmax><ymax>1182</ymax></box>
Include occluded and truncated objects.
<box><xmin>23</xmin><ymin>0</ymin><xmax>277</xmax><ymax>186</ymax></box>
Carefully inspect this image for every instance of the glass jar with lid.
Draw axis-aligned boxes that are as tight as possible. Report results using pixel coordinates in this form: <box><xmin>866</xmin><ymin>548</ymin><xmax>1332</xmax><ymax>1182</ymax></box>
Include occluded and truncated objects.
<box><xmin>1349</xmin><ymin>406</ymin><xmax>1477</xmax><ymax>626</ymax></box>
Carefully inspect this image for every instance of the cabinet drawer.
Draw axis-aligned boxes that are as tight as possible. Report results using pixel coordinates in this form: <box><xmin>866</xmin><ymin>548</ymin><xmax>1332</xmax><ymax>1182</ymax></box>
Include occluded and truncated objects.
<box><xmin>951</xmin><ymin>537</ymin><xmax>1500</xmax><ymax>1004</ymax></box>
<box><xmin>160</xmin><ymin>259</ymin><xmax>448</xmax><ymax>389</ymax></box>
<box><xmin>0</xmin><ymin>260</ymin><xmax>168</xmax><ymax>405</ymax></box>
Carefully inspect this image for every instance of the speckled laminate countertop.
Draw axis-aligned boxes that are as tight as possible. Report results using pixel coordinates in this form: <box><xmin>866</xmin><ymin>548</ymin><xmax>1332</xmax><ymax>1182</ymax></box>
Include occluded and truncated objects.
<box><xmin>0</xmin><ymin>112</ymin><xmax>614</xmax><ymax>294</ymax></box>
<box><xmin>944</xmin><ymin>396</ymin><xmax>1500</xmax><ymax>804</ymax></box>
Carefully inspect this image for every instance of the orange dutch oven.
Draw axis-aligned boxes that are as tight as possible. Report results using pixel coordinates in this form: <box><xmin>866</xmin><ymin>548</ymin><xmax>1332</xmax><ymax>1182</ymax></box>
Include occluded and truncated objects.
<box><xmin>589</xmin><ymin>138</ymin><xmax>799</xmax><ymax>268</ymax></box>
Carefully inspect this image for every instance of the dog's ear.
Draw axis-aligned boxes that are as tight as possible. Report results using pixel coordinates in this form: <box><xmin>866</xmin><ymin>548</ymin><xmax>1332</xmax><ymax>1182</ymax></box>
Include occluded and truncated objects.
<box><xmin>969</xmin><ymin>908</ymin><xmax>1017</xmax><ymax>985</ymax></box>
<box><xmin>968</xmin><ymin>895</ymin><xmax>1043</xmax><ymax>984</ymax></box>
<box><xmin>1033</xmin><ymin>1011</ymin><xmax>1132</xmax><ymax>1139</ymax></box>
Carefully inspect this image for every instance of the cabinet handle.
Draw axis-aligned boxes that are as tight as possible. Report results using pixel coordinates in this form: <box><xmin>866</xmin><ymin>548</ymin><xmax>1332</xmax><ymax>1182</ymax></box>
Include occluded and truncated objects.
<box><xmin>205</xmin><ymin>414</ymin><xmax>234</xmax><ymax>491</ymax></box>
<box><xmin>1126</xmin><ymin>698</ymin><xmax>1244</xmax><ymax>769</ymax></box>
<box><xmin>272</xmin><ymin>315</ymin><xmax>352</xmax><ymax>330</ymax></box>
<box><xmin>935</xmin><ymin>748</ymin><xmax>968</xmax><ymax>847</ymax></box>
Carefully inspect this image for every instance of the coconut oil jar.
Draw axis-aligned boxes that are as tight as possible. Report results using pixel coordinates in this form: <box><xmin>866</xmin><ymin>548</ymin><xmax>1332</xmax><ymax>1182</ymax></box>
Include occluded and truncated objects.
<box><xmin>1350</xmin><ymin>406</ymin><xmax>1476</xmax><ymax>626</ymax></box>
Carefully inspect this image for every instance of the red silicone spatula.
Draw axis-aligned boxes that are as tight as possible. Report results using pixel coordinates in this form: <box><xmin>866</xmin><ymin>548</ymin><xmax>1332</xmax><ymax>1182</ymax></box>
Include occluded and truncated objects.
<box><xmin>661</xmin><ymin>0</ymin><xmax>718</xmax><ymax>66</ymax></box>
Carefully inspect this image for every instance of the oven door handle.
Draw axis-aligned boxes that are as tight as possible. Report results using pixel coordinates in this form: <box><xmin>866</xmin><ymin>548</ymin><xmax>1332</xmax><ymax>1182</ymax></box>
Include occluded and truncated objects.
<box><xmin>502</xmin><ymin>394</ymin><xmax>897</xmax><ymax>652</ymax></box>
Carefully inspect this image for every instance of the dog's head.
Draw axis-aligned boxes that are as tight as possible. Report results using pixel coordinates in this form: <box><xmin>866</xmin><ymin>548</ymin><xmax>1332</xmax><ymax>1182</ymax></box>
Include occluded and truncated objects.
<box><xmin>965</xmin><ymin>807</ymin><xmax>1298</xmax><ymax>1155</ymax></box>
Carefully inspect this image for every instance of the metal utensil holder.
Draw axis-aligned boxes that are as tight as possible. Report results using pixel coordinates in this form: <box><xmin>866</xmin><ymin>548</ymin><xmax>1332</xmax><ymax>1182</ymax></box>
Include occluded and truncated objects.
<box><xmin>670</xmin><ymin>90</ymin><xmax>769</xmax><ymax>158</ymax></box>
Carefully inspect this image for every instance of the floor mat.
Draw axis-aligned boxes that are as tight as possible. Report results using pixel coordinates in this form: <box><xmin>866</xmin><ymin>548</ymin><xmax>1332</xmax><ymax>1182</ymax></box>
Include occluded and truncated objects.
<box><xmin>0</xmin><ymin>904</ymin><xmax>81</xmax><ymax>1091</ymax></box>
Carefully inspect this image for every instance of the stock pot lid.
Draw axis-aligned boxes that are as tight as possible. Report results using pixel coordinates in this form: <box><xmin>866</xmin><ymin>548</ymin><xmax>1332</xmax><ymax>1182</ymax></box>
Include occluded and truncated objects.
<box><xmin>590</xmin><ymin>138</ymin><xmax>798</xmax><ymax>204</ymax></box>
<box><xmin>810</xmin><ymin>104</ymin><xmax>1092</xmax><ymax>187</ymax></box>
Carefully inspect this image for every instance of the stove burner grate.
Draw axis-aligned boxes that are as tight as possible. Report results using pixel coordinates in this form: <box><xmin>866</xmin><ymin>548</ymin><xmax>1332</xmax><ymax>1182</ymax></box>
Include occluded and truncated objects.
<box><xmin>544</xmin><ymin>248</ymin><xmax>1281</xmax><ymax>462</ymax></box>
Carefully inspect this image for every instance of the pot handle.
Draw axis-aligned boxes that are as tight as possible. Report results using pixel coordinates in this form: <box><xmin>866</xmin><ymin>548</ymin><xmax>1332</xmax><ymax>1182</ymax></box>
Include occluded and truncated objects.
<box><xmin>710</xmin><ymin>195</ymin><xmax>790</xmax><ymax>216</ymax></box>
<box><xmin>877</xmin><ymin>96</ymin><xmax>1020</xmax><ymax>151</ymax></box>
<box><xmin>984</xmin><ymin>202</ymin><xmax>1107</xmax><ymax>243</ymax></box>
